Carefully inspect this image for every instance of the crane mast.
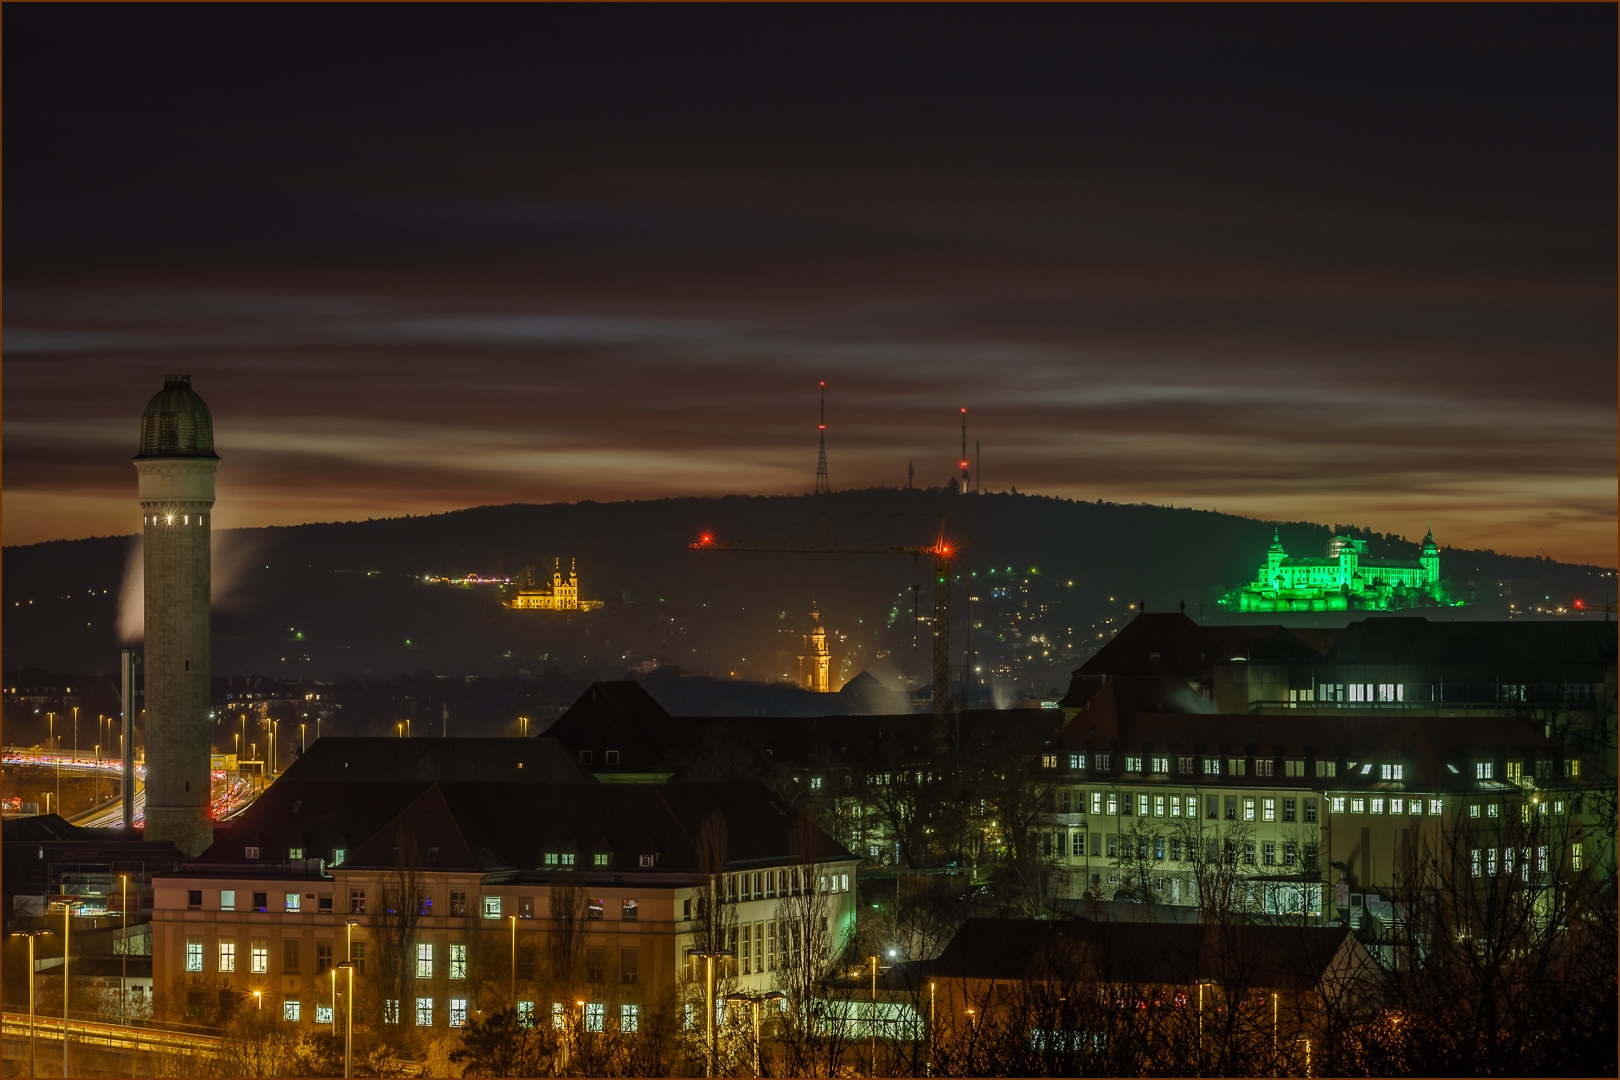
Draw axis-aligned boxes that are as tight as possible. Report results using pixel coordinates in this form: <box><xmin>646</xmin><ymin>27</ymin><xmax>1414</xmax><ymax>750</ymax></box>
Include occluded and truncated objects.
<box><xmin>690</xmin><ymin>521</ymin><xmax>960</xmax><ymax>723</ymax></box>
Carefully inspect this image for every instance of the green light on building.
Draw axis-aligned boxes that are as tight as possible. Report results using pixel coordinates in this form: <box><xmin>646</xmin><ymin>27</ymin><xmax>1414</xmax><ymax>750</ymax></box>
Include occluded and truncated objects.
<box><xmin>1222</xmin><ymin>527</ymin><xmax>1460</xmax><ymax>613</ymax></box>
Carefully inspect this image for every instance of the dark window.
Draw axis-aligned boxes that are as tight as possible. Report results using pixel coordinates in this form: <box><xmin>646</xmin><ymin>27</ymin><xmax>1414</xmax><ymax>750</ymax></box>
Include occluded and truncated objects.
<box><xmin>450</xmin><ymin>891</ymin><xmax>467</xmax><ymax>917</ymax></box>
<box><xmin>580</xmin><ymin>750</ymin><xmax>594</xmax><ymax>765</ymax></box>
<box><xmin>621</xmin><ymin>948</ymin><xmax>639</xmax><ymax>984</ymax></box>
<box><xmin>350</xmin><ymin>941</ymin><xmax>366</xmax><ymax>974</ymax></box>
<box><xmin>1304</xmin><ymin>799</ymin><xmax>1318</xmax><ymax>824</ymax></box>
<box><xmin>587</xmin><ymin>946</ymin><xmax>606</xmax><ymax>983</ymax></box>
<box><xmin>253</xmin><ymin>892</ymin><xmax>268</xmax><ymax>913</ymax></box>
<box><xmin>1224</xmin><ymin>797</ymin><xmax>1237</xmax><ymax>821</ymax></box>
<box><xmin>1283</xmin><ymin>799</ymin><xmax>1296</xmax><ymax>823</ymax></box>
<box><xmin>419</xmin><ymin>895</ymin><xmax>433</xmax><ymax>916</ymax></box>
<box><xmin>316</xmin><ymin>942</ymin><xmax>333</xmax><ymax>974</ymax></box>
<box><xmin>283</xmin><ymin>940</ymin><xmax>300</xmax><ymax>974</ymax></box>
<box><xmin>318</xmin><ymin>895</ymin><xmax>333</xmax><ymax>913</ymax></box>
<box><xmin>188</xmin><ymin>890</ymin><xmax>203</xmax><ymax>909</ymax></box>
<box><xmin>1206</xmin><ymin>796</ymin><xmax>1218</xmax><ymax>820</ymax></box>
<box><xmin>350</xmin><ymin>890</ymin><xmax>366</xmax><ymax>915</ymax></box>
<box><xmin>605</xmin><ymin>750</ymin><xmax>620</xmax><ymax>765</ymax></box>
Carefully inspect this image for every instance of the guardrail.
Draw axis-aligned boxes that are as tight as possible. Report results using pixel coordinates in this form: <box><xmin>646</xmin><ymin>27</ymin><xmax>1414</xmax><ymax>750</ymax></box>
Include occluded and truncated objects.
<box><xmin>1</xmin><ymin>1012</ymin><xmax>221</xmax><ymax>1056</ymax></box>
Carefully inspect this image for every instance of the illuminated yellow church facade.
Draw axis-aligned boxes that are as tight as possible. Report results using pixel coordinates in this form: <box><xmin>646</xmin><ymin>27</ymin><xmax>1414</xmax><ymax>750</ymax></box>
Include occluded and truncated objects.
<box><xmin>506</xmin><ymin>559</ymin><xmax>605</xmax><ymax>612</ymax></box>
<box><xmin>798</xmin><ymin>603</ymin><xmax>833</xmax><ymax>692</ymax></box>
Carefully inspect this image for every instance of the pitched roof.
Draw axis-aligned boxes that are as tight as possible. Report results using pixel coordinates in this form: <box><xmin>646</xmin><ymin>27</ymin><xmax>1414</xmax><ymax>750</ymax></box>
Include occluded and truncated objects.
<box><xmin>1323</xmin><ymin>618</ymin><xmax>1617</xmax><ymax>669</ymax></box>
<box><xmin>278</xmin><ymin>736</ymin><xmax>592</xmax><ymax>784</ymax></box>
<box><xmin>930</xmin><ymin>917</ymin><xmax>1360</xmax><ymax>992</ymax></box>
<box><xmin>190</xmin><ymin>779</ymin><xmax>855</xmax><ymax>878</ymax></box>
<box><xmin>1067</xmin><ymin>613</ymin><xmax>1335</xmax><ymax>692</ymax></box>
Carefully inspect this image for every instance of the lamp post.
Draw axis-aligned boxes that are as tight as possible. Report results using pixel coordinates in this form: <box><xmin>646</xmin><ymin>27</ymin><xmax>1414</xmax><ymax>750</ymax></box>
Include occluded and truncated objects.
<box><xmin>694</xmin><ymin>949</ymin><xmax>734</xmax><ymax>1078</ymax></box>
<box><xmin>724</xmin><ymin>991</ymin><xmax>784</xmax><ymax>1077</ymax></box>
<box><xmin>337</xmin><ymin>962</ymin><xmax>355</xmax><ymax>1079</ymax></box>
<box><xmin>48</xmin><ymin>712</ymin><xmax>59</xmax><ymax>813</ymax></box>
<box><xmin>300</xmin><ymin>722</ymin><xmax>306</xmax><ymax>754</ymax></box>
<box><xmin>928</xmin><ymin>981</ymin><xmax>936</xmax><ymax>1078</ymax></box>
<box><xmin>254</xmin><ymin>990</ymin><xmax>262</xmax><ymax>1010</ymax></box>
<box><xmin>868</xmin><ymin>955</ymin><xmax>880</xmax><ymax>1077</ymax></box>
<box><xmin>120</xmin><ymin>874</ymin><xmax>129</xmax><ymax>1025</ymax></box>
<box><xmin>51</xmin><ymin>898</ymin><xmax>81</xmax><ymax>1079</ymax></box>
<box><xmin>509</xmin><ymin>914</ymin><xmax>518</xmax><ymax>1008</ymax></box>
<box><xmin>11</xmin><ymin>929</ymin><xmax>52</xmax><ymax>1079</ymax></box>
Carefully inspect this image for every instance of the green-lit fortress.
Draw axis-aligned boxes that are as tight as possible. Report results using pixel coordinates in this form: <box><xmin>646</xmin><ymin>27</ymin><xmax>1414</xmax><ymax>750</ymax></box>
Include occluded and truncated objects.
<box><xmin>1227</xmin><ymin>527</ymin><xmax>1453</xmax><ymax>613</ymax></box>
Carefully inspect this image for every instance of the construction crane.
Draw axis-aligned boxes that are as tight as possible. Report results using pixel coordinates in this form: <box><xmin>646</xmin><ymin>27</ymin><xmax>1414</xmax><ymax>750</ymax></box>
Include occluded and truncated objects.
<box><xmin>690</xmin><ymin>519</ymin><xmax>962</xmax><ymax>722</ymax></box>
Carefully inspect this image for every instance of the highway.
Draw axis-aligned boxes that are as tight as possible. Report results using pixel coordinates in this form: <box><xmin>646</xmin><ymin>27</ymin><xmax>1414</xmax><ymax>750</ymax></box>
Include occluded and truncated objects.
<box><xmin>2</xmin><ymin>749</ymin><xmax>261</xmax><ymax>827</ymax></box>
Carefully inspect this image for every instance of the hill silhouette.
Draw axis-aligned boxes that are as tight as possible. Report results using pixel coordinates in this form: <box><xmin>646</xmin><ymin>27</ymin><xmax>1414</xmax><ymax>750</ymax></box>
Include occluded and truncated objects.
<box><xmin>4</xmin><ymin>487</ymin><xmax>1610</xmax><ymax>689</ymax></box>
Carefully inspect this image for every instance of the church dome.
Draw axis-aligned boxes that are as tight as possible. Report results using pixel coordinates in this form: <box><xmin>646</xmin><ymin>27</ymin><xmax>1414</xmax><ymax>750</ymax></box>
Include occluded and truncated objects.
<box><xmin>136</xmin><ymin>375</ymin><xmax>219</xmax><ymax>460</ymax></box>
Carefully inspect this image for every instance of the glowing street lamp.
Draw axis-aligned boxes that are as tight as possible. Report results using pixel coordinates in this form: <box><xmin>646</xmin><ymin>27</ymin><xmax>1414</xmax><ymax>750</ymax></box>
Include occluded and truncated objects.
<box><xmin>724</xmin><ymin>990</ymin><xmax>785</xmax><ymax>1077</ymax></box>
<box><xmin>10</xmin><ymin>928</ymin><xmax>52</xmax><ymax>1078</ymax></box>
<box><xmin>50</xmin><ymin>898</ymin><xmax>82</xmax><ymax>1078</ymax></box>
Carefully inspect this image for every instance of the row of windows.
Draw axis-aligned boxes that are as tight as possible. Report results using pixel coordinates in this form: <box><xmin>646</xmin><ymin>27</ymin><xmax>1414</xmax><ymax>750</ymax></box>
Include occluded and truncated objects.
<box><xmin>186</xmin><ymin>938</ymin><xmax>361</xmax><ymax>975</ymax></box>
<box><xmin>191</xmin><ymin>889</ymin><xmax>334</xmax><ymax>913</ymax></box>
<box><xmin>1054</xmin><ymin>790</ymin><xmax>1320</xmax><ymax>824</ymax></box>
<box><xmin>1470</xmin><ymin>843</ymin><xmax>1584</xmax><ymax>877</ymax></box>
<box><xmin>1047</xmin><ymin>754</ymin><xmax>1338</xmax><ymax>778</ymax></box>
<box><xmin>1328</xmin><ymin>797</ymin><xmax>1443</xmax><ymax>816</ymax></box>
<box><xmin>1044</xmin><ymin>831</ymin><xmax>1320</xmax><ymax>869</ymax></box>
<box><xmin>723</xmin><ymin>868</ymin><xmax>849</xmax><ymax>903</ymax></box>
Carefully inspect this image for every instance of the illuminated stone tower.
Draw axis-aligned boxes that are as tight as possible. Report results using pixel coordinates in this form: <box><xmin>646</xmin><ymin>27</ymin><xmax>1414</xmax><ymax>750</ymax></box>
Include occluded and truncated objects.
<box><xmin>798</xmin><ymin>603</ymin><xmax>832</xmax><ymax>693</ymax></box>
<box><xmin>135</xmin><ymin>375</ymin><xmax>219</xmax><ymax>855</ymax></box>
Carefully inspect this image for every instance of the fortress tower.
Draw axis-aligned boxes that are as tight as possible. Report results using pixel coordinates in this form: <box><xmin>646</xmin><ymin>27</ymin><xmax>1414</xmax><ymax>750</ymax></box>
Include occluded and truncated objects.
<box><xmin>135</xmin><ymin>375</ymin><xmax>219</xmax><ymax>854</ymax></box>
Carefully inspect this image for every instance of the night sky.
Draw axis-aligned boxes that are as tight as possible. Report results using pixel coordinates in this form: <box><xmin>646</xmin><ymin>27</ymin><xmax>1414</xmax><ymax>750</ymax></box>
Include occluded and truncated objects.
<box><xmin>4</xmin><ymin>5</ymin><xmax>1615</xmax><ymax>564</ymax></box>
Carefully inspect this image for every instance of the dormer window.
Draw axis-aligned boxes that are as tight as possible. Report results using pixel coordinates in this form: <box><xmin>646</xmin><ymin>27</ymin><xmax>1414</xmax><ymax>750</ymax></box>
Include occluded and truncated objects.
<box><xmin>1476</xmin><ymin>762</ymin><xmax>1494</xmax><ymax>780</ymax></box>
<box><xmin>1070</xmin><ymin>753</ymin><xmax>1087</xmax><ymax>770</ymax></box>
<box><xmin>289</xmin><ymin>847</ymin><xmax>304</xmax><ymax>860</ymax></box>
<box><xmin>579</xmin><ymin>750</ymin><xmax>594</xmax><ymax>765</ymax></box>
<box><xmin>245</xmin><ymin>846</ymin><xmax>261</xmax><ymax>859</ymax></box>
<box><xmin>1125</xmin><ymin>756</ymin><xmax>1143</xmax><ymax>773</ymax></box>
<box><xmin>605</xmin><ymin>750</ymin><xmax>620</xmax><ymax>765</ymax></box>
<box><xmin>1041</xmin><ymin>754</ymin><xmax>1058</xmax><ymax>769</ymax></box>
<box><xmin>639</xmin><ymin>854</ymin><xmax>658</xmax><ymax>868</ymax></box>
<box><xmin>1380</xmin><ymin>764</ymin><xmax>1403</xmax><ymax>781</ymax></box>
<box><xmin>1565</xmin><ymin>759</ymin><xmax>1581</xmax><ymax>778</ymax></box>
<box><xmin>593</xmin><ymin>853</ymin><xmax>611</xmax><ymax>866</ymax></box>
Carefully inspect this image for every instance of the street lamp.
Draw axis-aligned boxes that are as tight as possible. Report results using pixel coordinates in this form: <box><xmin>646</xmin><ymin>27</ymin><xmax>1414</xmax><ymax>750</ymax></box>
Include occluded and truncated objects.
<box><xmin>120</xmin><ymin>874</ymin><xmax>129</xmax><ymax>1025</ymax></box>
<box><xmin>693</xmin><ymin>948</ymin><xmax>734</xmax><ymax>1077</ymax></box>
<box><xmin>336</xmin><ymin>962</ymin><xmax>355</xmax><ymax>1078</ymax></box>
<box><xmin>11</xmin><ymin>928</ymin><xmax>52</xmax><ymax>1079</ymax></box>
<box><xmin>509</xmin><ymin>915</ymin><xmax>519</xmax><ymax>1008</ymax></box>
<box><xmin>724</xmin><ymin>991</ymin><xmax>785</xmax><ymax>1077</ymax></box>
<box><xmin>254</xmin><ymin>990</ymin><xmax>263</xmax><ymax>1010</ymax></box>
<box><xmin>868</xmin><ymin>955</ymin><xmax>880</xmax><ymax>1077</ymax></box>
<box><xmin>50</xmin><ymin>898</ymin><xmax>81</xmax><ymax>1079</ymax></box>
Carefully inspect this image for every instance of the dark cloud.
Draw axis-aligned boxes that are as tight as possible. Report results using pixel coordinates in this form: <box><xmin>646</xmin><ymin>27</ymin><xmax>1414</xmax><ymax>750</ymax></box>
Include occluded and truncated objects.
<box><xmin>2</xmin><ymin>5</ymin><xmax>1614</xmax><ymax>563</ymax></box>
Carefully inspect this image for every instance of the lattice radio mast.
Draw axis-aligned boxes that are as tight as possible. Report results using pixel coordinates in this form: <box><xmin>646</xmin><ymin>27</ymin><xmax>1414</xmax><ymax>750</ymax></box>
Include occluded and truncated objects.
<box><xmin>959</xmin><ymin>408</ymin><xmax>971</xmax><ymax>493</ymax></box>
<box><xmin>815</xmin><ymin>381</ymin><xmax>831</xmax><ymax>495</ymax></box>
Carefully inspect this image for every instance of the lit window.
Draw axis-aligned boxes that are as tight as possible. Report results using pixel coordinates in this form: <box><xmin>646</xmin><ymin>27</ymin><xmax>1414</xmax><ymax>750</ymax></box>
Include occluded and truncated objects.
<box><xmin>251</xmin><ymin>940</ymin><xmax>269</xmax><ymax>974</ymax></box>
<box><xmin>1487</xmin><ymin>803</ymin><xmax>1499</xmax><ymax>818</ymax></box>
<box><xmin>1476</xmin><ymin>762</ymin><xmax>1494</xmax><ymax>780</ymax></box>
<box><xmin>449</xmin><ymin>999</ymin><xmax>468</xmax><ymax>1028</ymax></box>
<box><xmin>1125</xmin><ymin>756</ymin><xmax>1143</xmax><ymax>773</ymax></box>
<box><xmin>1572</xmin><ymin>843</ymin><xmax>1584</xmax><ymax>871</ymax></box>
<box><xmin>186</xmin><ymin>938</ymin><xmax>203</xmax><ymax>972</ymax></box>
<box><xmin>622</xmin><ymin>899</ymin><xmax>639</xmax><ymax>920</ymax></box>
<box><xmin>218</xmin><ymin>941</ymin><xmax>236</xmax><ymax>972</ymax></box>
<box><xmin>1370</xmin><ymin>798</ymin><xmax>1384</xmax><ymax>815</ymax></box>
<box><xmin>1243</xmin><ymin>798</ymin><xmax>1256</xmax><ymax>821</ymax></box>
<box><xmin>1090</xmin><ymin>792</ymin><xmax>1102</xmax><ymax>815</ymax></box>
<box><xmin>1229</xmin><ymin>758</ymin><xmax>1247</xmax><ymax>777</ymax></box>
<box><xmin>1316</xmin><ymin>761</ymin><xmax>1337</xmax><ymax>778</ymax></box>
<box><xmin>1106</xmin><ymin>793</ymin><xmax>1118</xmax><ymax>816</ymax></box>
<box><xmin>1069</xmin><ymin>753</ymin><xmax>1086</xmax><ymax>770</ymax></box>
<box><xmin>1390</xmin><ymin>798</ymin><xmax>1403</xmax><ymax>814</ymax></box>
<box><xmin>416</xmin><ymin>998</ymin><xmax>433</xmax><ymax>1027</ymax></box>
<box><xmin>621</xmin><ymin>1003</ymin><xmax>639</xmax><ymax>1033</ymax></box>
<box><xmin>1469</xmin><ymin>804</ymin><xmax>1480</xmax><ymax>818</ymax></box>
<box><xmin>1565</xmin><ymin>759</ymin><xmax>1581</xmax><ymax>778</ymax></box>
<box><xmin>1263</xmin><ymin>798</ymin><xmax>1275</xmax><ymax>822</ymax></box>
<box><xmin>585</xmin><ymin>1003</ymin><xmax>604</xmax><ymax>1032</ymax></box>
<box><xmin>1537</xmin><ymin>846</ymin><xmax>1548</xmax><ymax>872</ymax></box>
<box><xmin>1170</xmin><ymin>796</ymin><xmax>1182</xmax><ymax>818</ymax></box>
<box><xmin>517</xmin><ymin>1002</ymin><xmax>535</xmax><ymax>1029</ymax></box>
<box><xmin>483</xmin><ymin>896</ymin><xmax>502</xmax><ymax>919</ymax></box>
<box><xmin>1380</xmin><ymin>764</ymin><xmax>1403</xmax><ymax>780</ymax></box>
<box><xmin>220</xmin><ymin>890</ymin><xmax>236</xmax><ymax>911</ymax></box>
<box><xmin>1203</xmin><ymin>758</ymin><xmax>1220</xmax><ymax>775</ymax></box>
<box><xmin>450</xmin><ymin>944</ymin><xmax>467</xmax><ymax>980</ymax></box>
<box><xmin>285</xmin><ymin>893</ymin><xmax>301</xmax><ymax>913</ymax></box>
<box><xmin>1471</xmin><ymin>849</ymin><xmax>1481</xmax><ymax>877</ymax></box>
<box><xmin>316</xmin><ymin>1006</ymin><xmax>333</xmax><ymax>1024</ymax></box>
<box><xmin>1350</xmin><ymin>798</ymin><xmax>1365</xmax><ymax>814</ymax></box>
<box><xmin>1137</xmin><ymin>795</ymin><xmax>1150</xmax><ymax>816</ymax></box>
<box><xmin>332</xmin><ymin>849</ymin><xmax>345</xmax><ymax>867</ymax></box>
<box><xmin>1152</xmin><ymin>756</ymin><xmax>1169</xmax><ymax>774</ymax></box>
<box><xmin>284</xmin><ymin>997</ymin><xmax>301</xmax><ymax>1022</ymax></box>
<box><xmin>552</xmin><ymin>1002</ymin><xmax>566</xmax><ymax>1031</ymax></box>
<box><xmin>1486</xmin><ymin>849</ymin><xmax>1498</xmax><ymax>877</ymax></box>
<box><xmin>1041</xmin><ymin>754</ymin><xmax>1058</xmax><ymax>769</ymax></box>
<box><xmin>594</xmin><ymin>853</ymin><xmax>610</xmax><ymax>866</ymax></box>
<box><xmin>545</xmin><ymin>853</ymin><xmax>560</xmax><ymax>865</ymax></box>
<box><xmin>1154</xmin><ymin>795</ymin><xmax>1165</xmax><ymax>817</ymax></box>
<box><xmin>384</xmin><ymin>1000</ymin><xmax>400</xmax><ymax>1024</ymax></box>
<box><xmin>810</xmin><ymin>776</ymin><xmax>823</xmax><ymax>789</ymax></box>
<box><xmin>416</xmin><ymin>943</ymin><xmax>433</xmax><ymax>979</ymax></box>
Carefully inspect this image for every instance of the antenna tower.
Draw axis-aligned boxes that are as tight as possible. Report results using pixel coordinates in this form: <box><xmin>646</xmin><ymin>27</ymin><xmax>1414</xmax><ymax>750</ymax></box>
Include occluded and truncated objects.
<box><xmin>815</xmin><ymin>382</ymin><xmax>831</xmax><ymax>495</ymax></box>
<box><xmin>959</xmin><ymin>408</ymin><xmax>971</xmax><ymax>493</ymax></box>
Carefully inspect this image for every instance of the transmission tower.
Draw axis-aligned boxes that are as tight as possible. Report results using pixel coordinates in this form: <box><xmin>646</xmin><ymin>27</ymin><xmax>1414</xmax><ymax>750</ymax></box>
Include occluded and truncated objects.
<box><xmin>815</xmin><ymin>382</ymin><xmax>831</xmax><ymax>495</ymax></box>
<box><xmin>959</xmin><ymin>408</ymin><xmax>971</xmax><ymax>493</ymax></box>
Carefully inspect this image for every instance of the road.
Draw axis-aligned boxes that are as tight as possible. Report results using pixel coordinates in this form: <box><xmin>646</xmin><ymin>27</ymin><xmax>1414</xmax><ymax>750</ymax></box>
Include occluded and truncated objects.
<box><xmin>2</xmin><ymin>749</ymin><xmax>260</xmax><ymax>827</ymax></box>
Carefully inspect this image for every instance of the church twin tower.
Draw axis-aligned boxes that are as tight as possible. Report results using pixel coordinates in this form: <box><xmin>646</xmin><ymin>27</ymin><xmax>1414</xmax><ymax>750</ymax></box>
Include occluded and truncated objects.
<box><xmin>135</xmin><ymin>375</ymin><xmax>219</xmax><ymax>855</ymax></box>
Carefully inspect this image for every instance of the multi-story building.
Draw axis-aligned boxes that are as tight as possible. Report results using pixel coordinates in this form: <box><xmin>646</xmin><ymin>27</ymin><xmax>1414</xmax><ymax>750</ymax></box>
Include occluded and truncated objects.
<box><xmin>150</xmin><ymin>778</ymin><xmax>859</xmax><ymax>1029</ymax></box>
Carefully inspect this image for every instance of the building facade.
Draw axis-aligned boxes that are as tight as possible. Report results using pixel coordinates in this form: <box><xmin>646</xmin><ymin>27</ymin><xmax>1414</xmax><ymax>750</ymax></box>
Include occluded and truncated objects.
<box><xmin>1231</xmin><ymin>529</ymin><xmax>1445</xmax><ymax>613</ymax></box>
<box><xmin>507</xmin><ymin>559</ymin><xmax>604</xmax><ymax>611</ymax></box>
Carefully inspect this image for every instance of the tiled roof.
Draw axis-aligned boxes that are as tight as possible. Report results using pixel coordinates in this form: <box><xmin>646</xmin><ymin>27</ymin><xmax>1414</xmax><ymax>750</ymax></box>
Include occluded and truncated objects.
<box><xmin>278</xmin><ymin>736</ymin><xmax>592</xmax><ymax>784</ymax></box>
